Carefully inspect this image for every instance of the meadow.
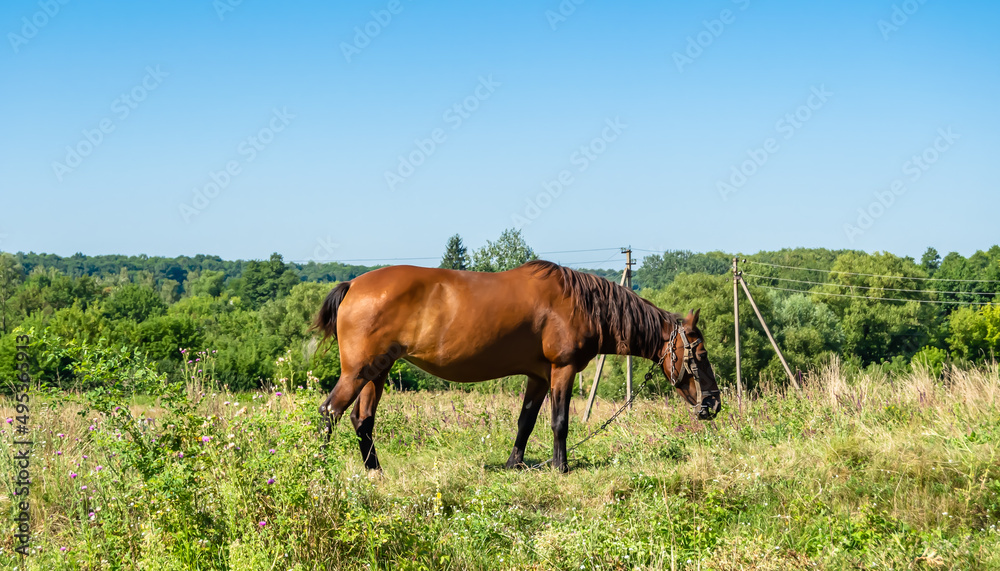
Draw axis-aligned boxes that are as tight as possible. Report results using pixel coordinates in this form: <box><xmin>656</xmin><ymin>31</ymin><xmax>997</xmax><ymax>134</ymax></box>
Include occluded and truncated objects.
<box><xmin>3</xmin><ymin>359</ymin><xmax>1000</xmax><ymax>570</ymax></box>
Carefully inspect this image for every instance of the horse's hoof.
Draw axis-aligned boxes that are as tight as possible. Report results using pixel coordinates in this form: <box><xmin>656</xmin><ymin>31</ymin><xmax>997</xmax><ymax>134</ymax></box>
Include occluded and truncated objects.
<box><xmin>366</xmin><ymin>468</ymin><xmax>384</xmax><ymax>480</ymax></box>
<box><xmin>504</xmin><ymin>459</ymin><xmax>527</xmax><ymax>470</ymax></box>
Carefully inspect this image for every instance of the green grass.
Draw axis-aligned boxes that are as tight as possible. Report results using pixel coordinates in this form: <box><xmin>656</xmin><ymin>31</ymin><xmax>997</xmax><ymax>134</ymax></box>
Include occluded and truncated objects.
<box><xmin>3</xmin><ymin>360</ymin><xmax>1000</xmax><ymax>569</ymax></box>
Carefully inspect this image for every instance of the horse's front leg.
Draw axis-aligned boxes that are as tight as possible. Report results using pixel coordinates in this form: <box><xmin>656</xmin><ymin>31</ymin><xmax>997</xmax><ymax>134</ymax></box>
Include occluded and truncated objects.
<box><xmin>549</xmin><ymin>365</ymin><xmax>576</xmax><ymax>473</ymax></box>
<box><xmin>505</xmin><ymin>374</ymin><xmax>549</xmax><ymax>469</ymax></box>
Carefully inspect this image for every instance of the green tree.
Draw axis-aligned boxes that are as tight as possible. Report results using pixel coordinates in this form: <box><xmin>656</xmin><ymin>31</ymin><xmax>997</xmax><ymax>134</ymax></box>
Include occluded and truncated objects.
<box><xmin>136</xmin><ymin>313</ymin><xmax>204</xmax><ymax>365</ymax></box>
<box><xmin>11</xmin><ymin>267</ymin><xmax>90</xmax><ymax>321</ymax></box>
<box><xmin>159</xmin><ymin>279</ymin><xmax>181</xmax><ymax>304</ymax></box>
<box><xmin>947</xmin><ymin>305</ymin><xmax>1000</xmax><ymax>361</ymax></box>
<box><xmin>104</xmin><ymin>284</ymin><xmax>167</xmax><ymax>323</ymax></box>
<box><xmin>816</xmin><ymin>251</ymin><xmax>937</xmax><ymax>366</ymax></box>
<box><xmin>260</xmin><ymin>281</ymin><xmax>332</xmax><ymax>345</ymax></box>
<box><xmin>184</xmin><ymin>269</ymin><xmax>226</xmax><ymax>297</ymax></box>
<box><xmin>744</xmin><ymin>248</ymin><xmax>859</xmax><ymax>289</ymax></box>
<box><xmin>439</xmin><ymin>234</ymin><xmax>470</xmax><ymax>270</ymax></box>
<box><xmin>769</xmin><ymin>292</ymin><xmax>843</xmax><ymax>373</ymax></box>
<box><xmin>46</xmin><ymin>304</ymin><xmax>113</xmax><ymax>346</ymax></box>
<box><xmin>921</xmin><ymin>247</ymin><xmax>941</xmax><ymax>275</ymax></box>
<box><xmin>635</xmin><ymin>250</ymin><xmax>730</xmax><ymax>290</ymax></box>
<box><xmin>0</xmin><ymin>253</ymin><xmax>24</xmax><ymax>334</ymax></box>
<box><xmin>471</xmin><ymin>228</ymin><xmax>536</xmax><ymax>272</ymax></box>
<box><xmin>238</xmin><ymin>253</ymin><xmax>300</xmax><ymax>309</ymax></box>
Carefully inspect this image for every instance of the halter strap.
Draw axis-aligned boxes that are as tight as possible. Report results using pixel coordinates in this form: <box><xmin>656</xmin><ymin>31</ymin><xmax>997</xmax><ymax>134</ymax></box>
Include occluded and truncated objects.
<box><xmin>645</xmin><ymin>319</ymin><xmax>716</xmax><ymax>415</ymax></box>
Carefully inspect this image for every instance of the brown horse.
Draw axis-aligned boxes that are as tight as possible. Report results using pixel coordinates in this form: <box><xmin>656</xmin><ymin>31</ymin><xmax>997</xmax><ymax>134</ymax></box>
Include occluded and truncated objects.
<box><xmin>313</xmin><ymin>260</ymin><xmax>720</xmax><ymax>473</ymax></box>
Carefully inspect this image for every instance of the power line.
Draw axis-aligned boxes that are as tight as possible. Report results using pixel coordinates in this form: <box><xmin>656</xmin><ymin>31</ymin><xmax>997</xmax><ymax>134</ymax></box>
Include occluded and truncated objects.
<box><xmin>746</xmin><ymin>260</ymin><xmax>1000</xmax><ymax>284</ymax></box>
<box><xmin>743</xmin><ymin>272</ymin><xmax>1000</xmax><ymax>297</ymax></box>
<box><xmin>748</xmin><ymin>282</ymin><xmax>996</xmax><ymax>306</ymax></box>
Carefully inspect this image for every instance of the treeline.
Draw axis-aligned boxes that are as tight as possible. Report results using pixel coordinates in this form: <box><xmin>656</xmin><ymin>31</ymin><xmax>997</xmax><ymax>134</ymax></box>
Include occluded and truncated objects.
<box><xmin>639</xmin><ymin>246</ymin><xmax>1000</xmax><ymax>389</ymax></box>
<box><xmin>10</xmin><ymin>251</ymin><xmax>378</xmax><ymax>297</ymax></box>
<box><xmin>2</xmin><ymin>231</ymin><xmax>999</xmax><ymax>395</ymax></box>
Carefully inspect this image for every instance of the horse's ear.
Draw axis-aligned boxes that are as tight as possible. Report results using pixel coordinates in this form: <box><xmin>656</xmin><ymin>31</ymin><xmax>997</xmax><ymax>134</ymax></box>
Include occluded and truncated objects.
<box><xmin>685</xmin><ymin>308</ymin><xmax>700</xmax><ymax>328</ymax></box>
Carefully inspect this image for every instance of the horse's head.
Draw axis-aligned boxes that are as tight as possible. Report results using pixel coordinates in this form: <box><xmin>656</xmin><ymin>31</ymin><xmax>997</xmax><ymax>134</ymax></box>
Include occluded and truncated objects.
<box><xmin>661</xmin><ymin>309</ymin><xmax>721</xmax><ymax>420</ymax></box>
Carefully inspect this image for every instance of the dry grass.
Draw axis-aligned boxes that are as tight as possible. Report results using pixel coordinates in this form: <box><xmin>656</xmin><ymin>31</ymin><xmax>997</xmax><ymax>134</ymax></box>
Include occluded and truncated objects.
<box><xmin>2</xmin><ymin>360</ymin><xmax>1000</xmax><ymax>569</ymax></box>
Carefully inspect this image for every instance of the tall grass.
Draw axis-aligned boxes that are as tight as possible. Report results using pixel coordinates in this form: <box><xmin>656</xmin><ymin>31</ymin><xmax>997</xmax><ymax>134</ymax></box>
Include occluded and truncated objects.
<box><xmin>3</xmin><ymin>360</ymin><xmax>1000</xmax><ymax>569</ymax></box>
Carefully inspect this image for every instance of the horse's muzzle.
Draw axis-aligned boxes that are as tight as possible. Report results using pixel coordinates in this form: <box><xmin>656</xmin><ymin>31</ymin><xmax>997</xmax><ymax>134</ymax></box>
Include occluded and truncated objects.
<box><xmin>697</xmin><ymin>391</ymin><xmax>721</xmax><ymax>420</ymax></box>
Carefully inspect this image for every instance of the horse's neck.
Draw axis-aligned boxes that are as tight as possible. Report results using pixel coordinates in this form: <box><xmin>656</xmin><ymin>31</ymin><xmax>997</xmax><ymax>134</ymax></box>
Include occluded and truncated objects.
<box><xmin>595</xmin><ymin>312</ymin><xmax>667</xmax><ymax>360</ymax></box>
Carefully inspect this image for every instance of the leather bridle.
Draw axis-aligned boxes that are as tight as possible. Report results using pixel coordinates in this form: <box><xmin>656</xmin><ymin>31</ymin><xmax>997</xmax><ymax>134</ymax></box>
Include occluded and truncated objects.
<box><xmin>645</xmin><ymin>320</ymin><xmax>720</xmax><ymax>417</ymax></box>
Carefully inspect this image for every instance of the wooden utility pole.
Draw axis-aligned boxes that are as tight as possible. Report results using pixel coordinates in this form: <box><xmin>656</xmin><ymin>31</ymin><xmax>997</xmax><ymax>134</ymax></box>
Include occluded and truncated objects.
<box><xmin>732</xmin><ymin>257</ymin><xmax>743</xmax><ymax>395</ymax></box>
<box><xmin>737</xmin><ymin>276</ymin><xmax>800</xmax><ymax>390</ymax></box>
<box><xmin>623</xmin><ymin>247</ymin><xmax>635</xmax><ymax>409</ymax></box>
<box><xmin>582</xmin><ymin>248</ymin><xmax>632</xmax><ymax>423</ymax></box>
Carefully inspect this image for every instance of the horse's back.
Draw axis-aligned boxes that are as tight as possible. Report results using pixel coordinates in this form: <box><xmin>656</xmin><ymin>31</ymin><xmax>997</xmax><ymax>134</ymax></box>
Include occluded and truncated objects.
<box><xmin>338</xmin><ymin>265</ymin><xmax>562</xmax><ymax>380</ymax></box>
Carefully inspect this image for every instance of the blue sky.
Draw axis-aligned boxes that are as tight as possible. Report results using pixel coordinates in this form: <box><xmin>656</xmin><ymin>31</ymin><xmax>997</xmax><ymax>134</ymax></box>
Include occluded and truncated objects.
<box><xmin>1</xmin><ymin>0</ymin><xmax>997</xmax><ymax>268</ymax></box>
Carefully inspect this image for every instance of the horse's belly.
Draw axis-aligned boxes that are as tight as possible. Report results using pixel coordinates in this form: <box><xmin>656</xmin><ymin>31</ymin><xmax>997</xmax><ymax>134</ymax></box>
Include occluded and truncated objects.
<box><xmin>403</xmin><ymin>334</ymin><xmax>550</xmax><ymax>382</ymax></box>
<box><xmin>402</xmin><ymin>356</ymin><xmax>546</xmax><ymax>383</ymax></box>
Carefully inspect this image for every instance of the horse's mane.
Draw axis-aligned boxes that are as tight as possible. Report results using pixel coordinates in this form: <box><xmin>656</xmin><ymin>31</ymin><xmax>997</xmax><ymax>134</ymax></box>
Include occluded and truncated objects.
<box><xmin>522</xmin><ymin>260</ymin><xmax>675</xmax><ymax>357</ymax></box>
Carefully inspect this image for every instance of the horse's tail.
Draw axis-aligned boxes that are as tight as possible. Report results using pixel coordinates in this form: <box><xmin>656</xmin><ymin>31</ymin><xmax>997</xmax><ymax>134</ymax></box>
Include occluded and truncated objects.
<box><xmin>313</xmin><ymin>281</ymin><xmax>351</xmax><ymax>343</ymax></box>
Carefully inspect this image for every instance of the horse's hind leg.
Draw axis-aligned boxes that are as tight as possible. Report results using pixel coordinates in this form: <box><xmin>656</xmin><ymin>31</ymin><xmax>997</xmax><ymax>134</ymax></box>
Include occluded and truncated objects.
<box><xmin>505</xmin><ymin>374</ymin><xmax>549</xmax><ymax>469</ymax></box>
<box><xmin>350</xmin><ymin>375</ymin><xmax>386</xmax><ymax>471</ymax></box>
